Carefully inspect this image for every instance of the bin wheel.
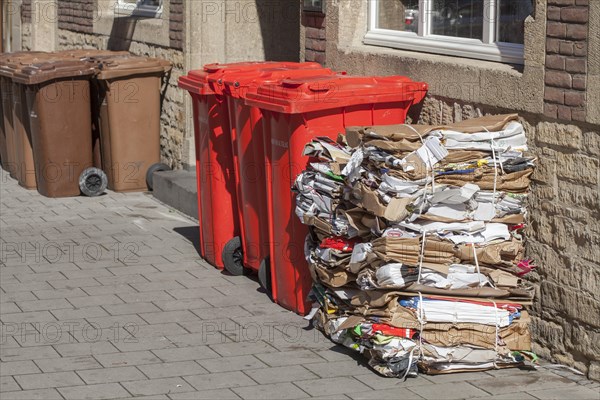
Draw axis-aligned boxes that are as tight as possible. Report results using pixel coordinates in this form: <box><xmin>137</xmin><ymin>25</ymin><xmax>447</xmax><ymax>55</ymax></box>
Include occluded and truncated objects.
<box><xmin>222</xmin><ymin>236</ymin><xmax>245</xmax><ymax>276</ymax></box>
<box><xmin>258</xmin><ymin>257</ymin><xmax>272</xmax><ymax>297</ymax></box>
<box><xmin>79</xmin><ymin>168</ymin><xmax>108</xmax><ymax>197</ymax></box>
<box><xmin>146</xmin><ymin>163</ymin><xmax>171</xmax><ymax>191</ymax></box>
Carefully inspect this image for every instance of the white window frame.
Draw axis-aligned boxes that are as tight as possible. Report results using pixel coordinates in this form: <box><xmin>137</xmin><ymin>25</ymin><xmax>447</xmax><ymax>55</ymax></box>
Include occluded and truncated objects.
<box><xmin>115</xmin><ymin>0</ymin><xmax>163</xmax><ymax>18</ymax></box>
<box><xmin>365</xmin><ymin>0</ymin><xmax>525</xmax><ymax>64</ymax></box>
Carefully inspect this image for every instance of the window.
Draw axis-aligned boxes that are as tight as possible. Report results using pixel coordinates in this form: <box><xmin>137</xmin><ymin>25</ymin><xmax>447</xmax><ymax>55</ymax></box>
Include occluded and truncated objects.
<box><xmin>116</xmin><ymin>0</ymin><xmax>163</xmax><ymax>18</ymax></box>
<box><xmin>303</xmin><ymin>0</ymin><xmax>325</xmax><ymax>13</ymax></box>
<box><xmin>366</xmin><ymin>0</ymin><xmax>534</xmax><ymax>64</ymax></box>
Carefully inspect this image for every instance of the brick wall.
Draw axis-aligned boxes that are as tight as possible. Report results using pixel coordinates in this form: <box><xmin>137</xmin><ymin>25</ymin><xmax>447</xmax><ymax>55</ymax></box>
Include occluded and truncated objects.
<box><xmin>544</xmin><ymin>0</ymin><xmax>589</xmax><ymax>122</ymax></box>
<box><xmin>22</xmin><ymin>0</ymin><xmax>32</xmax><ymax>23</ymax></box>
<box><xmin>57</xmin><ymin>0</ymin><xmax>94</xmax><ymax>34</ymax></box>
<box><xmin>302</xmin><ymin>12</ymin><xmax>326</xmax><ymax>65</ymax></box>
<box><xmin>169</xmin><ymin>0</ymin><xmax>183</xmax><ymax>50</ymax></box>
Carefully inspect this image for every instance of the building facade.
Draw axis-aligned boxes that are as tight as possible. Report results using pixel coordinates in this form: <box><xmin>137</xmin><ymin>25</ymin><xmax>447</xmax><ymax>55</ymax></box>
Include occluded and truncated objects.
<box><xmin>2</xmin><ymin>0</ymin><xmax>599</xmax><ymax>380</ymax></box>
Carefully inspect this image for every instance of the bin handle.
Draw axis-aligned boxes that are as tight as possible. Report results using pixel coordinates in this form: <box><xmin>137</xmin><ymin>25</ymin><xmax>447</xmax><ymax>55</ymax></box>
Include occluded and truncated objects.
<box><xmin>159</xmin><ymin>68</ymin><xmax>172</xmax><ymax>109</ymax></box>
<box><xmin>281</xmin><ymin>80</ymin><xmax>304</xmax><ymax>88</ymax></box>
<box><xmin>307</xmin><ymin>82</ymin><xmax>334</xmax><ymax>92</ymax></box>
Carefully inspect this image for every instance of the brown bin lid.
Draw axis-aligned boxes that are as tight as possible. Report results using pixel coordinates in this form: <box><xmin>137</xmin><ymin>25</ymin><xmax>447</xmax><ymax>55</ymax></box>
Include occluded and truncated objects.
<box><xmin>56</xmin><ymin>49</ymin><xmax>131</xmax><ymax>60</ymax></box>
<box><xmin>90</xmin><ymin>55</ymin><xmax>172</xmax><ymax>80</ymax></box>
<box><xmin>12</xmin><ymin>59</ymin><xmax>96</xmax><ymax>85</ymax></box>
<box><xmin>0</xmin><ymin>51</ymin><xmax>48</xmax><ymax>63</ymax></box>
<box><xmin>0</xmin><ymin>52</ymin><xmax>50</xmax><ymax>78</ymax></box>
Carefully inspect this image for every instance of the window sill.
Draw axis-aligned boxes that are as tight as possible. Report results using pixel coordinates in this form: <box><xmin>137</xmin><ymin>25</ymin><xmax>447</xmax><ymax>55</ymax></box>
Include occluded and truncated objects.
<box><xmin>364</xmin><ymin>29</ymin><xmax>524</xmax><ymax>65</ymax></box>
<box><xmin>93</xmin><ymin>10</ymin><xmax>169</xmax><ymax>48</ymax></box>
<box><xmin>356</xmin><ymin>39</ymin><xmax>524</xmax><ymax>75</ymax></box>
<box><xmin>114</xmin><ymin>5</ymin><xmax>163</xmax><ymax>19</ymax></box>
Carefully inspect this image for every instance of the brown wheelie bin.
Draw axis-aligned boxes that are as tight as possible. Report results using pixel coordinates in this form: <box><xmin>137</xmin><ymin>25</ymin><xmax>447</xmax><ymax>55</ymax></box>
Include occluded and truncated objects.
<box><xmin>0</xmin><ymin>72</ymin><xmax>6</xmax><ymax>172</ymax></box>
<box><xmin>0</xmin><ymin>52</ymin><xmax>48</xmax><ymax>180</ymax></box>
<box><xmin>12</xmin><ymin>59</ymin><xmax>100</xmax><ymax>197</ymax></box>
<box><xmin>0</xmin><ymin>52</ymin><xmax>50</xmax><ymax>189</ymax></box>
<box><xmin>0</xmin><ymin>70</ymin><xmax>15</xmax><ymax>177</ymax></box>
<box><xmin>12</xmin><ymin>77</ymin><xmax>37</xmax><ymax>189</ymax></box>
<box><xmin>0</xmin><ymin>83</ymin><xmax>4</xmax><ymax>169</ymax></box>
<box><xmin>0</xmin><ymin>53</ymin><xmax>18</xmax><ymax>177</ymax></box>
<box><xmin>57</xmin><ymin>50</ymin><xmax>130</xmax><ymax>169</ymax></box>
<box><xmin>89</xmin><ymin>55</ymin><xmax>172</xmax><ymax>192</ymax></box>
<box><xmin>0</xmin><ymin>53</ymin><xmax>29</xmax><ymax>178</ymax></box>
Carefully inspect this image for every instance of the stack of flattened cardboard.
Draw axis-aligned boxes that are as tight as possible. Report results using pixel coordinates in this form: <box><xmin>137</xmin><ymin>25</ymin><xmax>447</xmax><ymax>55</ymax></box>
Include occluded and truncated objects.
<box><xmin>294</xmin><ymin>114</ymin><xmax>538</xmax><ymax>378</ymax></box>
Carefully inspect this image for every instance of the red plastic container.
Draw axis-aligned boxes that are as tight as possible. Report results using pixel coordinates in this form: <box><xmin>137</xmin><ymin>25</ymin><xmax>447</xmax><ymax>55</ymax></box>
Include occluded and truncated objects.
<box><xmin>177</xmin><ymin>62</ymin><xmax>327</xmax><ymax>269</ymax></box>
<box><xmin>218</xmin><ymin>65</ymin><xmax>335</xmax><ymax>277</ymax></box>
<box><xmin>177</xmin><ymin>69</ymin><xmax>236</xmax><ymax>268</ymax></box>
<box><xmin>246</xmin><ymin>75</ymin><xmax>428</xmax><ymax>314</ymax></box>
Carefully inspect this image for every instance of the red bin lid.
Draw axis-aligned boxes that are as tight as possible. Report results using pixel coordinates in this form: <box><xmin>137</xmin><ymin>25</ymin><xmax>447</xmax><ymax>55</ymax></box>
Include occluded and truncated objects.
<box><xmin>178</xmin><ymin>61</ymin><xmax>324</xmax><ymax>96</ymax></box>
<box><xmin>245</xmin><ymin>75</ymin><xmax>429</xmax><ymax>114</ymax></box>
<box><xmin>206</xmin><ymin>61</ymin><xmax>324</xmax><ymax>95</ymax></box>
<box><xmin>222</xmin><ymin>66</ymin><xmax>339</xmax><ymax>99</ymax></box>
<box><xmin>178</xmin><ymin>69</ymin><xmax>214</xmax><ymax>95</ymax></box>
<box><xmin>203</xmin><ymin>61</ymin><xmax>322</xmax><ymax>76</ymax></box>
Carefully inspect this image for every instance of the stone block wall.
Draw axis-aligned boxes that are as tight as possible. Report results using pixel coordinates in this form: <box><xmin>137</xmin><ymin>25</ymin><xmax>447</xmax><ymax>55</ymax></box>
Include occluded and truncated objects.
<box><xmin>416</xmin><ymin>95</ymin><xmax>600</xmax><ymax>381</ymax></box>
<box><xmin>528</xmin><ymin>120</ymin><xmax>600</xmax><ymax>380</ymax></box>
<box><xmin>21</xmin><ymin>21</ymin><xmax>32</xmax><ymax>51</ymax></box>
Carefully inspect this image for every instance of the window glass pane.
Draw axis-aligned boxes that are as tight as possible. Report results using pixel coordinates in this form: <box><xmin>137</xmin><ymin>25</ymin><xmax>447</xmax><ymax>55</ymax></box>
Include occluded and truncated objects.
<box><xmin>497</xmin><ymin>0</ymin><xmax>533</xmax><ymax>44</ymax></box>
<box><xmin>431</xmin><ymin>0</ymin><xmax>484</xmax><ymax>39</ymax></box>
<box><xmin>141</xmin><ymin>0</ymin><xmax>161</xmax><ymax>7</ymax></box>
<box><xmin>303</xmin><ymin>0</ymin><xmax>324</xmax><ymax>13</ymax></box>
<box><xmin>119</xmin><ymin>0</ymin><xmax>161</xmax><ymax>8</ymax></box>
<box><xmin>376</xmin><ymin>0</ymin><xmax>420</xmax><ymax>33</ymax></box>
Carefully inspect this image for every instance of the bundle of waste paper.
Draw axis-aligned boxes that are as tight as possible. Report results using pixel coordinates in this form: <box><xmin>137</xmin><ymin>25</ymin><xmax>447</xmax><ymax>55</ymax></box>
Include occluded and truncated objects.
<box><xmin>294</xmin><ymin>114</ymin><xmax>538</xmax><ymax>378</ymax></box>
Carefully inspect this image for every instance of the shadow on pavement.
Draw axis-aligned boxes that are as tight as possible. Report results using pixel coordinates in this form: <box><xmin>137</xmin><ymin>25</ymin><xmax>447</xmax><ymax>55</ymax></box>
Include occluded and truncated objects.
<box><xmin>172</xmin><ymin>226</ymin><xmax>263</xmax><ymax>288</ymax></box>
<box><xmin>173</xmin><ymin>225</ymin><xmax>202</xmax><ymax>257</ymax></box>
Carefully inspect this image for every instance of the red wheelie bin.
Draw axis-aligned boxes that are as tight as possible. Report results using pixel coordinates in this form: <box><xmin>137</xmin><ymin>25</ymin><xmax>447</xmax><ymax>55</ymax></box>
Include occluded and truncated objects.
<box><xmin>178</xmin><ymin>68</ymin><xmax>233</xmax><ymax>268</ymax></box>
<box><xmin>218</xmin><ymin>65</ymin><xmax>337</xmax><ymax>279</ymax></box>
<box><xmin>246</xmin><ymin>75</ymin><xmax>428</xmax><ymax>315</ymax></box>
<box><xmin>178</xmin><ymin>62</ymin><xmax>327</xmax><ymax>269</ymax></box>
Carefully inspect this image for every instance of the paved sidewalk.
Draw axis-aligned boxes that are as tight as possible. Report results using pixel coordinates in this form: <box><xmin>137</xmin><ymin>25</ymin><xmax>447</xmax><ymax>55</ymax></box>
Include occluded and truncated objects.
<box><xmin>1</xmin><ymin>169</ymin><xmax>598</xmax><ymax>400</ymax></box>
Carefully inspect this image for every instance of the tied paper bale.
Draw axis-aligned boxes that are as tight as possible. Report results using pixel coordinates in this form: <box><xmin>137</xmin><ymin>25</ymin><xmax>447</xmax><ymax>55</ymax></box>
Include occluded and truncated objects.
<box><xmin>293</xmin><ymin>115</ymin><xmax>538</xmax><ymax>378</ymax></box>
